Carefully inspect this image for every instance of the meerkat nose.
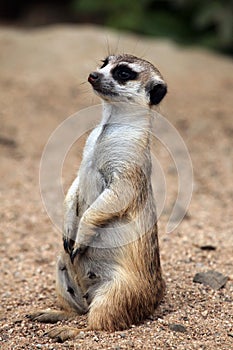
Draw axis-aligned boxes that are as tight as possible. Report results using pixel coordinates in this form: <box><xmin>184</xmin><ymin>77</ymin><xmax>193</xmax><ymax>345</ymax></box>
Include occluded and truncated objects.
<box><xmin>88</xmin><ymin>72</ymin><xmax>101</xmax><ymax>84</ymax></box>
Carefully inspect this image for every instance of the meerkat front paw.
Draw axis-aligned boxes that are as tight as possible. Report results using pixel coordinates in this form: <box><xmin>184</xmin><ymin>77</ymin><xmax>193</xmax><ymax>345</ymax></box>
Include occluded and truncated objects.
<box><xmin>69</xmin><ymin>219</ymin><xmax>95</xmax><ymax>262</ymax></box>
<box><xmin>26</xmin><ymin>310</ymin><xmax>73</xmax><ymax>323</ymax></box>
<box><xmin>63</xmin><ymin>220</ymin><xmax>77</xmax><ymax>238</ymax></box>
<box><xmin>63</xmin><ymin>218</ymin><xmax>78</xmax><ymax>254</ymax></box>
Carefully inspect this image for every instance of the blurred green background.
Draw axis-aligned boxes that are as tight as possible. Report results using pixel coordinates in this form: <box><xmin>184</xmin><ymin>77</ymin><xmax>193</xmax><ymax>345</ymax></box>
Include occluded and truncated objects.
<box><xmin>0</xmin><ymin>0</ymin><xmax>232</xmax><ymax>55</ymax></box>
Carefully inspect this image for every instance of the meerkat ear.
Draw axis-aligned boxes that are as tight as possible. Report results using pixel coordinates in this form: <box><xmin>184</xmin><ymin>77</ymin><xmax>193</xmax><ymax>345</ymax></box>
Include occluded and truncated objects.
<box><xmin>147</xmin><ymin>82</ymin><xmax>167</xmax><ymax>105</ymax></box>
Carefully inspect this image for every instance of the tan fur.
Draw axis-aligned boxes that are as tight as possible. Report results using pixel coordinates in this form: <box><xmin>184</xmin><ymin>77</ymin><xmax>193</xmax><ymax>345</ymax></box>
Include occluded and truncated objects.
<box><xmin>28</xmin><ymin>54</ymin><xmax>167</xmax><ymax>342</ymax></box>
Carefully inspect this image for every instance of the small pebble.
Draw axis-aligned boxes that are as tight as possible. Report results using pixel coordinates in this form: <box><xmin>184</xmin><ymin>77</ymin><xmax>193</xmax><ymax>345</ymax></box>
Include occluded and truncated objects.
<box><xmin>169</xmin><ymin>323</ymin><xmax>187</xmax><ymax>333</ymax></box>
<box><xmin>78</xmin><ymin>331</ymin><xmax>85</xmax><ymax>339</ymax></box>
<box><xmin>202</xmin><ymin>310</ymin><xmax>208</xmax><ymax>317</ymax></box>
<box><xmin>182</xmin><ymin>316</ymin><xmax>189</xmax><ymax>321</ymax></box>
<box><xmin>113</xmin><ymin>346</ymin><xmax>121</xmax><ymax>350</ymax></box>
<box><xmin>200</xmin><ymin>245</ymin><xmax>216</xmax><ymax>251</ymax></box>
<box><xmin>128</xmin><ymin>341</ymin><xmax>134</xmax><ymax>347</ymax></box>
<box><xmin>193</xmin><ymin>270</ymin><xmax>228</xmax><ymax>290</ymax></box>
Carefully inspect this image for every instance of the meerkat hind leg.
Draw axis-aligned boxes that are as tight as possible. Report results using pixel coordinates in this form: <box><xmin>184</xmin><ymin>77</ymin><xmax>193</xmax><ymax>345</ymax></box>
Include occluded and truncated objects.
<box><xmin>46</xmin><ymin>325</ymin><xmax>89</xmax><ymax>343</ymax></box>
<box><xmin>27</xmin><ymin>309</ymin><xmax>76</xmax><ymax>323</ymax></box>
<box><xmin>28</xmin><ymin>256</ymin><xmax>87</xmax><ymax>324</ymax></box>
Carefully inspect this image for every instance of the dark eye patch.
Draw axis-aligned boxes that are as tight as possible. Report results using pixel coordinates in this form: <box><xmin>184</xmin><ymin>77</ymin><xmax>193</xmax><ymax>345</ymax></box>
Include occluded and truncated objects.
<box><xmin>100</xmin><ymin>58</ymin><xmax>109</xmax><ymax>69</ymax></box>
<box><xmin>112</xmin><ymin>65</ymin><xmax>138</xmax><ymax>84</ymax></box>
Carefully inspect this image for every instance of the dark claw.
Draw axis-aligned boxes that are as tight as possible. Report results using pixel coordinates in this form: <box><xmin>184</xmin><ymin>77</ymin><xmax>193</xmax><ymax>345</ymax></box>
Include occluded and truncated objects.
<box><xmin>87</xmin><ymin>271</ymin><xmax>97</xmax><ymax>279</ymax></box>
<box><xmin>70</xmin><ymin>248</ymin><xmax>81</xmax><ymax>264</ymax></box>
<box><xmin>70</xmin><ymin>245</ymin><xmax>88</xmax><ymax>264</ymax></box>
<box><xmin>63</xmin><ymin>237</ymin><xmax>69</xmax><ymax>252</ymax></box>
<box><xmin>63</xmin><ymin>236</ymin><xmax>75</xmax><ymax>254</ymax></box>
<box><xmin>83</xmin><ymin>292</ymin><xmax>89</xmax><ymax>299</ymax></box>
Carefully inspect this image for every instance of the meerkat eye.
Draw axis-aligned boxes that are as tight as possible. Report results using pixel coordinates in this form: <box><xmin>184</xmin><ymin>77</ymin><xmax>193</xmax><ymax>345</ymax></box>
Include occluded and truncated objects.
<box><xmin>100</xmin><ymin>58</ymin><xmax>109</xmax><ymax>69</ymax></box>
<box><xmin>112</xmin><ymin>65</ymin><xmax>138</xmax><ymax>83</ymax></box>
<box><xmin>117</xmin><ymin>70</ymin><xmax>131</xmax><ymax>80</ymax></box>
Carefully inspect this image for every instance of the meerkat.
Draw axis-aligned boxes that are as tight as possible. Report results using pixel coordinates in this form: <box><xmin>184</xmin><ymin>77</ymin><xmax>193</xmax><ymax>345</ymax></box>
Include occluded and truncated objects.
<box><xmin>28</xmin><ymin>54</ymin><xmax>167</xmax><ymax>342</ymax></box>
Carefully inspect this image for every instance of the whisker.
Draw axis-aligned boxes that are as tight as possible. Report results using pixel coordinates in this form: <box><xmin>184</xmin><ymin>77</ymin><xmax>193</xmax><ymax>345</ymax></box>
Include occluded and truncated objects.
<box><xmin>113</xmin><ymin>35</ymin><xmax>121</xmax><ymax>56</ymax></box>
<box><xmin>79</xmin><ymin>81</ymin><xmax>87</xmax><ymax>86</ymax></box>
<box><xmin>105</xmin><ymin>36</ymin><xmax>111</xmax><ymax>56</ymax></box>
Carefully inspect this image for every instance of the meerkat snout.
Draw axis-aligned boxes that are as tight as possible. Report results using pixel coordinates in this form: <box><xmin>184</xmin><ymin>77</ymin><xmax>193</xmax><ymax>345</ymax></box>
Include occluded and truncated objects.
<box><xmin>88</xmin><ymin>72</ymin><xmax>102</xmax><ymax>84</ymax></box>
<box><xmin>88</xmin><ymin>54</ymin><xmax>167</xmax><ymax>106</ymax></box>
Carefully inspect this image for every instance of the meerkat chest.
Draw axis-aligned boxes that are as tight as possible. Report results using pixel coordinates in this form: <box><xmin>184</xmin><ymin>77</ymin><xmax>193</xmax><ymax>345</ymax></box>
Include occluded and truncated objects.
<box><xmin>78</xmin><ymin>120</ymin><xmax>150</xmax><ymax>208</ymax></box>
<box><xmin>78</xmin><ymin>125</ymin><xmax>106</xmax><ymax>206</ymax></box>
<box><xmin>81</xmin><ymin>122</ymin><xmax>149</xmax><ymax>174</ymax></box>
<box><xmin>82</xmin><ymin>124</ymin><xmax>105</xmax><ymax>168</ymax></box>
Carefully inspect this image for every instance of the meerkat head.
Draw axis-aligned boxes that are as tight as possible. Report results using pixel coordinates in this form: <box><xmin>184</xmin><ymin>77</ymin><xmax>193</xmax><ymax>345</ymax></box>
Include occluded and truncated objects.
<box><xmin>88</xmin><ymin>54</ymin><xmax>167</xmax><ymax>106</ymax></box>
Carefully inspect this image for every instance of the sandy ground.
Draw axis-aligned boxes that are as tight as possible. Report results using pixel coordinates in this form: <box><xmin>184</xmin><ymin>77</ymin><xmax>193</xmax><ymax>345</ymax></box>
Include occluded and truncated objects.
<box><xmin>0</xmin><ymin>25</ymin><xmax>232</xmax><ymax>350</ymax></box>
